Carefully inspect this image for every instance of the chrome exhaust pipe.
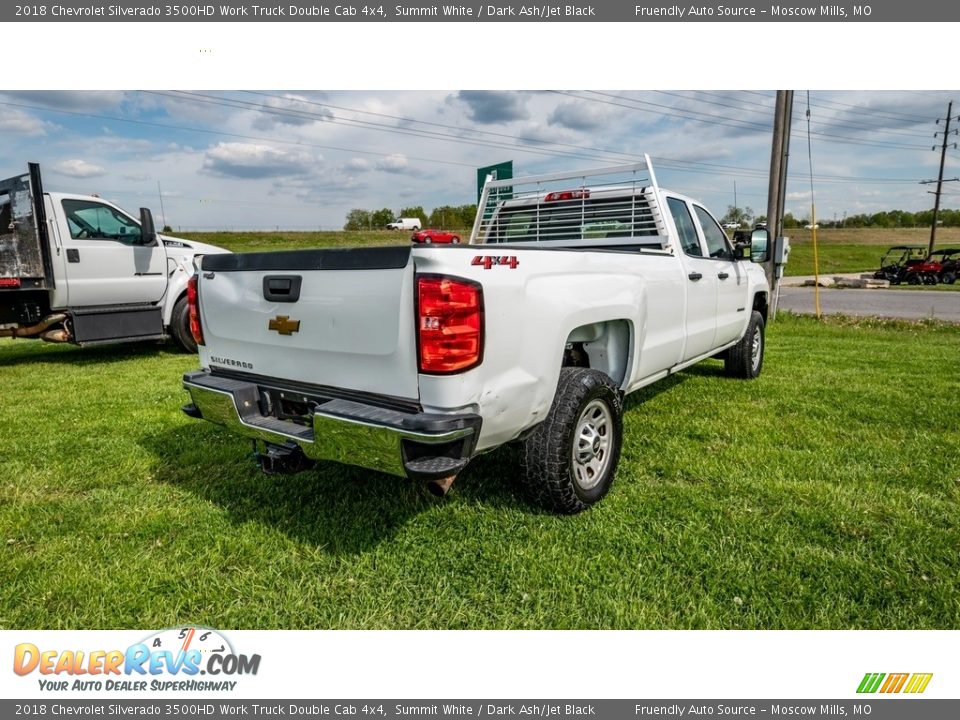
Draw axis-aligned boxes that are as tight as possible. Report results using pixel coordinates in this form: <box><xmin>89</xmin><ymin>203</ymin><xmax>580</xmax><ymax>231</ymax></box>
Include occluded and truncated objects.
<box><xmin>426</xmin><ymin>475</ymin><xmax>456</xmax><ymax>497</ymax></box>
<box><xmin>40</xmin><ymin>328</ymin><xmax>70</xmax><ymax>343</ymax></box>
<box><xmin>0</xmin><ymin>313</ymin><xmax>68</xmax><ymax>339</ymax></box>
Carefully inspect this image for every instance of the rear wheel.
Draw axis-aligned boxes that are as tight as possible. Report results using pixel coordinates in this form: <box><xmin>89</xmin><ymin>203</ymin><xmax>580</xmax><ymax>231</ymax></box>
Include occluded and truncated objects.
<box><xmin>724</xmin><ymin>310</ymin><xmax>764</xmax><ymax>379</ymax></box>
<box><xmin>943</xmin><ymin>271</ymin><xmax>957</xmax><ymax>285</ymax></box>
<box><xmin>424</xmin><ymin>237</ymin><xmax>432</xmax><ymax>244</ymax></box>
<box><xmin>451</xmin><ymin>237</ymin><xmax>461</xmax><ymax>244</ymax></box>
<box><xmin>170</xmin><ymin>295</ymin><xmax>197</xmax><ymax>354</ymax></box>
<box><xmin>522</xmin><ymin>368</ymin><xmax>624</xmax><ymax>514</ymax></box>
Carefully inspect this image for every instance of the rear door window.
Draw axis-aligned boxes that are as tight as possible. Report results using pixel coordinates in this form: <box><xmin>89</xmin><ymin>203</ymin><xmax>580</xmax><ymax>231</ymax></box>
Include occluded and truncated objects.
<box><xmin>667</xmin><ymin>197</ymin><xmax>702</xmax><ymax>257</ymax></box>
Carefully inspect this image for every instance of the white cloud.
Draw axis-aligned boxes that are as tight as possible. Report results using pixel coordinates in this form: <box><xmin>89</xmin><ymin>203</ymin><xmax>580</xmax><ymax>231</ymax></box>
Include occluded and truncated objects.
<box><xmin>251</xmin><ymin>93</ymin><xmax>332</xmax><ymax>130</ymax></box>
<box><xmin>375</xmin><ymin>154</ymin><xmax>410</xmax><ymax>173</ymax></box>
<box><xmin>456</xmin><ymin>91</ymin><xmax>531</xmax><ymax>124</ymax></box>
<box><xmin>548</xmin><ymin>101</ymin><xmax>613</xmax><ymax>131</ymax></box>
<box><xmin>0</xmin><ymin>109</ymin><xmax>49</xmax><ymax>136</ymax></box>
<box><xmin>53</xmin><ymin>159</ymin><xmax>107</xmax><ymax>178</ymax></box>
<box><xmin>5</xmin><ymin>90</ymin><xmax>126</xmax><ymax>111</ymax></box>
<box><xmin>342</xmin><ymin>154</ymin><xmax>417</xmax><ymax>175</ymax></box>
<box><xmin>344</xmin><ymin>158</ymin><xmax>373</xmax><ymax>171</ymax></box>
<box><xmin>201</xmin><ymin>142</ymin><xmax>318</xmax><ymax>179</ymax></box>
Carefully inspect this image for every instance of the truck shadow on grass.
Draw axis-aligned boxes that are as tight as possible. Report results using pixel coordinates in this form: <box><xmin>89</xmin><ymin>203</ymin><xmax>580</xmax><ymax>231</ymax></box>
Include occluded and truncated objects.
<box><xmin>0</xmin><ymin>339</ymin><xmax>178</xmax><ymax>367</ymax></box>
<box><xmin>142</xmin><ymin>423</ymin><xmax>533</xmax><ymax>556</ymax></box>
<box><xmin>141</xmin><ymin>370</ymin><xmax>698</xmax><ymax>554</ymax></box>
<box><xmin>623</xmin><ymin>367</ymin><xmax>697</xmax><ymax>410</ymax></box>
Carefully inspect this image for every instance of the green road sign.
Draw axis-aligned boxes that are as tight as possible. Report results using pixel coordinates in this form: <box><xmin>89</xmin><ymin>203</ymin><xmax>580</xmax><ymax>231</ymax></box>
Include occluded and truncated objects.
<box><xmin>477</xmin><ymin>161</ymin><xmax>513</xmax><ymax>203</ymax></box>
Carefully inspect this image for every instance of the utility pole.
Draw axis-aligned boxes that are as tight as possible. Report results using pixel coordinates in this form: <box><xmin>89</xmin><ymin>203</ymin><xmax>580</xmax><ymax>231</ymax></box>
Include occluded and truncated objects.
<box><xmin>922</xmin><ymin>100</ymin><xmax>958</xmax><ymax>256</ymax></box>
<box><xmin>765</xmin><ymin>90</ymin><xmax>794</xmax><ymax>310</ymax></box>
<box><xmin>156</xmin><ymin>181</ymin><xmax>167</xmax><ymax>229</ymax></box>
<box><xmin>733</xmin><ymin>181</ymin><xmax>738</xmax><ymax>223</ymax></box>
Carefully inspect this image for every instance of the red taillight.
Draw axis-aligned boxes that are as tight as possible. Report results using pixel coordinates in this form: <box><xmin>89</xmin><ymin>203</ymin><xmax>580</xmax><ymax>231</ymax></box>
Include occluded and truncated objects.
<box><xmin>417</xmin><ymin>275</ymin><xmax>483</xmax><ymax>374</ymax></box>
<box><xmin>0</xmin><ymin>278</ymin><xmax>22</xmax><ymax>288</ymax></box>
<box><xmin>544</xmin><ymin>189</ymin><xmax>589</xmax><ymax>202</ymax></box>
<box><xmin>187</xmin><ymin>274</ymin><xmax>204</xmax><ymax>346</ymax></box>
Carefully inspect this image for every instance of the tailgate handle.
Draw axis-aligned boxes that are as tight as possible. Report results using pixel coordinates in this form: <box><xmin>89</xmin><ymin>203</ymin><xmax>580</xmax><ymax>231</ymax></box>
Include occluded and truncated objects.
<box><xmin>263</xmin><ymin>275</ymin><xmax>302</xmax><ymax>303</ymax></box>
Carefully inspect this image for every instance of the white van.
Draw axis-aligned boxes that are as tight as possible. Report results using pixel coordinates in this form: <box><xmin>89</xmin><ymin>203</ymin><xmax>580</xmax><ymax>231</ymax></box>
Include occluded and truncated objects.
<box><xmin>386</xmin><ymin>217</ymin><xmax>421</xmax><ymax>230</ymax></box>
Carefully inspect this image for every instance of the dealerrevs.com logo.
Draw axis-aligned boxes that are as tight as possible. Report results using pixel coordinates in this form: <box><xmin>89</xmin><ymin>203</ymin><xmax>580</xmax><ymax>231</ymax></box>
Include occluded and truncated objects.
<box><xmin>13</xmin><ymin>627</ymin><xmax>260</xmax><ymax>692</ymax></box>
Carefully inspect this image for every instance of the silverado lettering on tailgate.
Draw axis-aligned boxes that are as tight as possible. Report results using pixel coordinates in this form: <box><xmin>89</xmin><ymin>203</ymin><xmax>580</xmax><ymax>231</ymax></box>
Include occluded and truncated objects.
<box><xmin>210</xmin><ymin>356</ymin><xmax>254</xmax><ymax>370</ymax></box>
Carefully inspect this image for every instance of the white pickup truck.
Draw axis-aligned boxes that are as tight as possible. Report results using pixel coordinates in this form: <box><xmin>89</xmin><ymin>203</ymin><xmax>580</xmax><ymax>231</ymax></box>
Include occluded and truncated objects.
<box><xmin>0</xmin><ymin>164</ymin><xmax>227</xmax><ymax>352</ymax></box>
<box><xmin>182</xmin><ymin>158</ymin><xmax>771</xmax><ymax>513</ymax></box>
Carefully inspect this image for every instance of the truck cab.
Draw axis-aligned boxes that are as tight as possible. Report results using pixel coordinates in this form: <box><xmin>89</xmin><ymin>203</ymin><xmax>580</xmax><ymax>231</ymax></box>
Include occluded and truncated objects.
<box><xmin>0</xmin><ymin>163</ymin><xmax>227</xmax><ymax>351</ymax></box>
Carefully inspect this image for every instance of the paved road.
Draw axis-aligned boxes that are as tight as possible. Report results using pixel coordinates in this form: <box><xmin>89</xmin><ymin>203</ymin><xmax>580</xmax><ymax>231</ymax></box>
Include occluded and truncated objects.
<box><xmin>776</xmin><ymin>287</ymin><xmax>960</xmax><ymax>322</ymax></box>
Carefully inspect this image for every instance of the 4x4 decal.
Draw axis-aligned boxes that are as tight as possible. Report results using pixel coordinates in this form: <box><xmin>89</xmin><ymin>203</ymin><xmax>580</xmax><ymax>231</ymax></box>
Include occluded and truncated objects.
<box><xmin>472</xmin><ymin>255</ymin><xmax>519</xmax><ymax>269</ymax></box>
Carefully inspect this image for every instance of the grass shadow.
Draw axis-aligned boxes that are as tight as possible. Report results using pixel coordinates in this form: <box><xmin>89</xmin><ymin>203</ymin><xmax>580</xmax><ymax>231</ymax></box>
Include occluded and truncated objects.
<box><xmin>0</xmin><ymin>338</ymin><xmax>179</xmax><ymax>367</ymax></box>
<box><xmin>141</xmin><ymin>422</ymin><xmax>537</xmax><ymax>555</ymax></box>
<box><xmin>140</xmin><ymin>362</ymin><xmax>716</xmax><ymax>551</ymax></box>
<box><xmin>622</xmin><ymin>367</ymin><xmax>696</xmax><ymax>410</ymax></box>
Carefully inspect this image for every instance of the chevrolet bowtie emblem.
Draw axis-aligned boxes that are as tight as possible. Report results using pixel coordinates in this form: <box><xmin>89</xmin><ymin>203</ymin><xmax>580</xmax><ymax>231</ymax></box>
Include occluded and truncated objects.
<box><xmin>268</xmin><ymin>315</ymin><xmax>301</xmax><ymax>335</ymax></box>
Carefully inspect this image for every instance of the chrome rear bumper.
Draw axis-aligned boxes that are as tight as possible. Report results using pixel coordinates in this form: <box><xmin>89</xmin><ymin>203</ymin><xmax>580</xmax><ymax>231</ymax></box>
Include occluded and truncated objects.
<box><xmin>182</xmin><ymin>370</ymin><xmax>480</xmax><ymax>480</ymax></box>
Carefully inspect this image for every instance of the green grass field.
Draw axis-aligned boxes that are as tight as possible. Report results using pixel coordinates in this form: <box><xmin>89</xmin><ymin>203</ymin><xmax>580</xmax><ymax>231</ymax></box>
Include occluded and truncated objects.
<box><xmin>766</xmin><ymin>227</ymin><xmax>960</xmax><ymax>277</ymax></box>
<box><xmin>2</xmin><ymin>314</ymin><xmax>958</xmax><ymax>630</ymax></box>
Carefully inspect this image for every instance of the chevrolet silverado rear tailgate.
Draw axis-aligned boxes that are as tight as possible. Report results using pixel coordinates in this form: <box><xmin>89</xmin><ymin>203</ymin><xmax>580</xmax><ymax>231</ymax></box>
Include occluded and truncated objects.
<box><xmin>197</xmin><ymin>246</ymin><xmax>419</xmax><ymax>400</ymax></box>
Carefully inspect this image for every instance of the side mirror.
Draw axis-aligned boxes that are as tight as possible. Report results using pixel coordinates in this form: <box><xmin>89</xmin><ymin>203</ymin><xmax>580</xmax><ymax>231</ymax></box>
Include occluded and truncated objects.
<box><xmin>750</xmin><ymin>228</ymin><xmax>769</xmax><ymax>263</ymax></box>
<box><xmin>139</xmin><ymin>207</ymin><xmax>158</xmax><ymax>246</ymax></box>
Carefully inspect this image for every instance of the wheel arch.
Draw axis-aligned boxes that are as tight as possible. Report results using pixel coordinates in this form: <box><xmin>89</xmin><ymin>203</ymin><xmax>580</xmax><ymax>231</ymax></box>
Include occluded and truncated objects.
<box><xmin>562</xmin><ymin>318</ymin><xmax>634</xmax><ymax>390</ymax></box>
<box><xmin>752</xmin><ymin>291</ymin><xmax>769</xmax><ymax>322</ymax></box>
<box><xmin>161</xmin><ymin>271</ymin><xmax>192</xmax><ymax>327</ymax></box>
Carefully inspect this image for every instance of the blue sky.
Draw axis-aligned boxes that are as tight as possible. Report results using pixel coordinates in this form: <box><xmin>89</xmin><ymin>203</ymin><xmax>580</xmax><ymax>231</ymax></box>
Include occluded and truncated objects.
<box><xmin>0</xmin><ymin>89</ymin><xmax>957</xmax><ymax>231</ymax></box>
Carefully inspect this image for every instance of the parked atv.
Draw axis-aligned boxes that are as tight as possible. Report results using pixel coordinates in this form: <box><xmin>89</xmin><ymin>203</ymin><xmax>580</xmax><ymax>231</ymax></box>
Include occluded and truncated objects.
<box><xmin>926</xmin><ymin>248</ymin><xmax>960</xmax><ymax>284</ymax></box>
<box><xmin>903</xmin><ymin>257</ymin><xmax>942</xmax><ymax>285</ymax></box>
<box><xmin>874</xmin><ymin>246</ymin><xmax>927</xmax><ymax>285</ymax></box>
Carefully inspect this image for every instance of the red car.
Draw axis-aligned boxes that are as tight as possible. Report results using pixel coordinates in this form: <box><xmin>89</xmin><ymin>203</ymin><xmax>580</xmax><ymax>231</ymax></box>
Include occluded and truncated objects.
<box><xmin>411</xmin><ymin>228</ymin><xmax>461</xmax><ymax>244</ymax></box>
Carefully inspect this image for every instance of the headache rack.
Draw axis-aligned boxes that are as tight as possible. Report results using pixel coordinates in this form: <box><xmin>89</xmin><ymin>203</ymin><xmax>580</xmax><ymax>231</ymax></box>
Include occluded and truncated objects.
<box><xmin>470</xmin><ymin>156</ymin><xmax>669</xmax><ymax>250</ymax></box>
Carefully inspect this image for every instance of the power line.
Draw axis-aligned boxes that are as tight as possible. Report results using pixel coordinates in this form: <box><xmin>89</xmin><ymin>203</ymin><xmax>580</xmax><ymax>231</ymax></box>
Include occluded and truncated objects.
<box><xmin>149</xmin><ymin>92</ymin><xmax>925</xmax><ymax>185</ymax></box>
<box><xmin>0</xmin><ymin>98</ymin><xmax>477</xmax><ymax>169</ymax></box>
<box><xmin>0</xmin><ymin>93</ymin><xmax>929</xmax><ymax>190</ymax></box>
<box><xmin>154</xmin><ymin>90</ymin><xmax>641</xmax><ymax>165</ymax></box>
<box><xmin>560</xmin><ymin>90</ymin><xmax>935</xmax><ymax>152</ymax></box>
<box><xmin>807</xmin><ymin>93</ymin><xmax>933</xmax><ymax>123</ymax></box>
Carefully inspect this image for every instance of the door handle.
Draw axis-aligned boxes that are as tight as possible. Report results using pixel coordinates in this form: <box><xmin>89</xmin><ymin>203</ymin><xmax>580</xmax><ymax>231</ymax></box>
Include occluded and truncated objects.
<box><xmin>688</xmin><ymin>272</ymin><xmax>703</xmax><ymax>281</ymax></box>
<box><xmin>718</xmin><ymin>272</ymin><xmax>730</xmax><ymax>280</ymax></box>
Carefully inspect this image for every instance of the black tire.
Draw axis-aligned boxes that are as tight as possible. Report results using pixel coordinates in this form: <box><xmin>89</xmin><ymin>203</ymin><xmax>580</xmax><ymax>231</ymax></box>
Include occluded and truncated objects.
<box><xmin>907</xmin><ymin>274</ymin><xmax>921</xmax><ymax>285</ymax></box>
<box><xmin>724</xmin><ymin>310</ymin><xmax>764</xmax><ymax>379</ymax></box>
<box><xmin>451</xmin><ymin>237</ymin><xmax>461</xmax><ymax>244</ymax></box>
<box><xmin>170</xmin><ymin>295</ymin><xmax>198</xmax><ymax>354</ymax></box>
<box><xmin>522</xmin><ymin>368</ymin><xmax>624</xmax><ymax>514</ymax></box>
<box><xmin>943</xmin><ymin>271</ymin><xmax>957</xmax><ymax>285</ymax></box>
<box><xmin>424</xmin><ymin>237</ymin><xmax>432</xmax><ymax>244</ymax></box>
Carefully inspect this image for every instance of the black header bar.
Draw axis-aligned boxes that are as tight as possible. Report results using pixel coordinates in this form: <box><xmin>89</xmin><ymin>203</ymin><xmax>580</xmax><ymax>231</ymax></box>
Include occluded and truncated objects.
<box><xmin>3</xmin><ymin>0</ymin><xmax>955</xmax><ymax>22</ymax></box>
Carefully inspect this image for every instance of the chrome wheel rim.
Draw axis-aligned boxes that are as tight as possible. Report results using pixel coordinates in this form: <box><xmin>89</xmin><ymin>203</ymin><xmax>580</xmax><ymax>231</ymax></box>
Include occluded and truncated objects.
<box><xmin>571</xmin><ymin>399</ymin><xmax>613</xmax><ymax>490</ymax></box>
<box><xmin>751</xmin><ymin>328</ymin><xmax>763</xmax><ymax>373</ymax></box>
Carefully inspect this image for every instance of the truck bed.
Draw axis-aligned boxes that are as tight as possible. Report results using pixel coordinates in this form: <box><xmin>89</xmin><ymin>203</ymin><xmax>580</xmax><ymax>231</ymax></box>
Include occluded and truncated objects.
<box><xmin>0</xmin><ymin>165</ymin><xmax>51</xmax><ymax>287</ymax></box>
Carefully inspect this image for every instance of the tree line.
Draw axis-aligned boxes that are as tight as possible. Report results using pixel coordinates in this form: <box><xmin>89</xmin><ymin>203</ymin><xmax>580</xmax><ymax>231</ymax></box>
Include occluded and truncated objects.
<box><xmin>344</xmin><ymin>204</ymin><xmax>478</xmax><ymax>231</ymax></box>
<box><xmin>348</xmin><ymin>203</ymin><xmax>960</xmax><ymax>232</ymax></box>
<box><xmin>721</xmin><ymin>204</ymin><xmax>960</xmax><ymax>230</ymax></box>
